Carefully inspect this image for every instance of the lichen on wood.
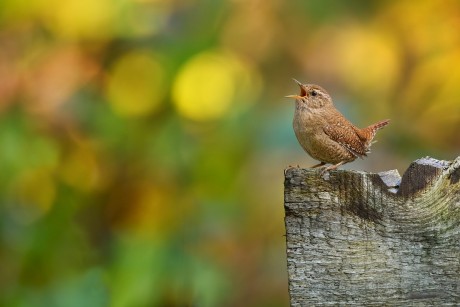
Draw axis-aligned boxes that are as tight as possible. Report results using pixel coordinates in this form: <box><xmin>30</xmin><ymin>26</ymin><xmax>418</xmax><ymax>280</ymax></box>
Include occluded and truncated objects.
<box><xmin>284</xmin><ymin>156</ymin><xmax>460</xmax><ymax>306</ymax></box>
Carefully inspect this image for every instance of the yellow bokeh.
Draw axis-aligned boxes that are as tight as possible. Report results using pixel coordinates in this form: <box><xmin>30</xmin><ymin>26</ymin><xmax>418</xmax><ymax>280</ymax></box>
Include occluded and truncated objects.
<box><xmin>59</xmin><ymin>139</ymin><xmax>104</xmax><ymax>193</ymax></box>
<box><xmin>402</xmin><ymin>50</ymin><xmax>460</xmax><ymax>144</ymax></box>
<box><xmin>39</xmin><ymin>0</ymin><xmax>114</xmax><ymax>40</ymax></box>
<box><xmin>10</xmin><ymin>168</ymin><xmax>56</xmax><ymax>223</ymax></box>
<box><xmin>59</xmin><ymin>151</ymin><xmax>97</xmax><ymax>192</ymax></box>
<box><xmin>336</xmin><ymin>26</ymin><xmax>401</xmax><ymax>96</ymax></box>
<box><xmin>172</xmin><ymin>50</ymin><xmax>261</xmax><ymax>121</ymax></box>
<box><xmin>117</xmin><ymin>183</ymin><xmax>177</xmax><ymax>237</ymax></box>
<box><xmin>105</xmin><ymin>51</ymin><xmax>164</xmax><ymax>117</ymax></box>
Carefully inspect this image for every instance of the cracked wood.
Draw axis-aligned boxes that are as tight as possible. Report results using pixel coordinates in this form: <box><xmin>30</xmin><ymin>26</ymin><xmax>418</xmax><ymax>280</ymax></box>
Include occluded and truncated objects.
<box><xmin>284</xmin><ymin>156</ymin><xmax>460</xmax><ymax>306</ymax></box>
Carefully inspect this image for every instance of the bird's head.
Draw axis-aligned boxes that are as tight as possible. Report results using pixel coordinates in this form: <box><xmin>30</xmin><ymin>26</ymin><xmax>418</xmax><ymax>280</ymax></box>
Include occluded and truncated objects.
<box><xmin>285</xmin><ymin>79</ymin><xmax>332</xmax><ymax>109</ymax></box>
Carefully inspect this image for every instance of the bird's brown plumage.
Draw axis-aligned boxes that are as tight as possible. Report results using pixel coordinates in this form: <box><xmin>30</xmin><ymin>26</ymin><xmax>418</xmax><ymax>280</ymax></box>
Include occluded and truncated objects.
<box><xmin>287</xmin><ymin>80</ymin><xmax>389</xmax><ymax>171</ymax></box>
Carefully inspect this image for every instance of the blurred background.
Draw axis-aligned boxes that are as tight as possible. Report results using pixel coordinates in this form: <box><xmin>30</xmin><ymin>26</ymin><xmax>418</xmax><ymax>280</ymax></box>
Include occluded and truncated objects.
<box><xmin>0</xmin><ymin>0</ymin><xmax>459</xmax><ymax>306</ymax></box>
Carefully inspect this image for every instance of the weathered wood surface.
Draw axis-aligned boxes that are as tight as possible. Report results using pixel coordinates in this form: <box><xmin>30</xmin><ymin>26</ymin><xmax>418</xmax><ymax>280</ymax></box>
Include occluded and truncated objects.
<box><xmin>284</xmin><ymin>156</ymin><xmax>460</xmax><ymax>306</ymax></box>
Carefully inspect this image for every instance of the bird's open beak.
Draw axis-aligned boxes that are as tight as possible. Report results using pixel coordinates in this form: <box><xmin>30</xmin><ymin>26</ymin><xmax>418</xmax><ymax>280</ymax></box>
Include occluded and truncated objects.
<box><xmin>285</xmin><ymin>78</ymin><xmax>306</xmax><ymax>100</ymax></box>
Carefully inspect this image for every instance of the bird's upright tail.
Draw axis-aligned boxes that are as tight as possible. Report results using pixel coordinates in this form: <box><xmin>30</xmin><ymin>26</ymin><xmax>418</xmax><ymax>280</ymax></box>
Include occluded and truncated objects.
<box><xmin>357</xmin><ymin>119</ymin><xmax>390</xmax><ymax>150</ymax></box>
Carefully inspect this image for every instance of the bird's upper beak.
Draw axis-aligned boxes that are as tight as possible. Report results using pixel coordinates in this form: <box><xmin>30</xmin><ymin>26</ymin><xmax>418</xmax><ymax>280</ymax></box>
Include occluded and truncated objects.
<box><xmin>292</xmin><ymin>78</ymin><xmax>303</xmax><ymax>87</ymax></box>
<box><xmin>285</xmin><ymin>78</ymin><xmax>307</xmax><ymax>100</ymax></box>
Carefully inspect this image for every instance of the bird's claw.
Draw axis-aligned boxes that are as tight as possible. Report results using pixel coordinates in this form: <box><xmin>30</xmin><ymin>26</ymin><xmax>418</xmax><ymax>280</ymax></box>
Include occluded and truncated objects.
<box><xmin>318</xmin><ymin>165</ymin><xmax>329</xmax><ymax>176</ymax></box>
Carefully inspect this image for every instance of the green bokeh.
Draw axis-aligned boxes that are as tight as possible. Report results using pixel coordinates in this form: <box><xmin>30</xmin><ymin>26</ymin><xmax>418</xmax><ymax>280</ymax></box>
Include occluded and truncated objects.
<box><xmin>0</xmin><ymin>0</ymin><xmax>459</xmax><ymax>306</ymax></box>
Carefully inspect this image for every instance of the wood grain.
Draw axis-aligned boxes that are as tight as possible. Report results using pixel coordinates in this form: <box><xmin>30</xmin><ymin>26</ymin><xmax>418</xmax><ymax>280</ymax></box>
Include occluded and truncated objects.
<box><xmin>284</xmin><ymin>156</ymin><xmax>460</xmax><ymax>306</ymax></box>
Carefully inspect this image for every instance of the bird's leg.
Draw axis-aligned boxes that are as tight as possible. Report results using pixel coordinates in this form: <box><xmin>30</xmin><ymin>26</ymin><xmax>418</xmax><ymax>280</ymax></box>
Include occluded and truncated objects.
<box><xmin>320</xmin><ymin>161</ymin><xmax>345</xmax><ymax>175</ymax></box>
<box><xmin>310</xmin><ymin>162</ymin><xmax>326</xmax><ymax>168</ymax></box>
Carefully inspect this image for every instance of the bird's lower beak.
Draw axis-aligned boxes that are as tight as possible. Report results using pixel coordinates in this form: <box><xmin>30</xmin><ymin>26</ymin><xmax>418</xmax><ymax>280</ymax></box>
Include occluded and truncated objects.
<box><xmin>285</xmin><ymin>95</ymin><xmax>302</xmax><ymax>99</ymax></box>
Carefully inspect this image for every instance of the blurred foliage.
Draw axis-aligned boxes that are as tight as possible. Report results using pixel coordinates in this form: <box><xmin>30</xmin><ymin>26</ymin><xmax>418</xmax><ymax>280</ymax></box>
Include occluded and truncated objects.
<box><xmin>0</xmin><ymin>0</ymin><xmax>459</xmax><ymax>306</ymax></box>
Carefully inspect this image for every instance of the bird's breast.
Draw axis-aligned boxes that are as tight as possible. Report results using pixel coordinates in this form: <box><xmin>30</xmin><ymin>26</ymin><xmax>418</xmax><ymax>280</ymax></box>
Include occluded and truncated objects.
<box><xmin>293</xmin><ymin>108</ymin><xmax>321</xmax><ymax>150</ymax></box>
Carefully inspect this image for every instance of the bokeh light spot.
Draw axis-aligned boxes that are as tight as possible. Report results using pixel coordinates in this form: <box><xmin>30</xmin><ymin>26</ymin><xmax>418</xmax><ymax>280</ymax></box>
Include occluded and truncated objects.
<box><xmin>106</xmin><ymin>51</ymin><xmax>164</xmax><ymax>118</ymax></box>
<box><xmin>42</xmin><ymin>0</ymin><xmax>114</xmax><ymax>40</ymax></box>
<box><xmin>172</xmin><ymin>51</ymin><xmax>262</xmax><ymax>121</ymax></box>
<box><xmin>336</xmin><ymin>27</ymin><xmax>400</xmax><ymax>96</ymax></box>
<box><xmin>10</xmin><ymin>168</ymin><xmax>56</xmax><ymax>223</ymax></box>
<box><xmin>59</xmin><ymin>141</ymin><xmax>102</xmax><ymax>193</ymax></box>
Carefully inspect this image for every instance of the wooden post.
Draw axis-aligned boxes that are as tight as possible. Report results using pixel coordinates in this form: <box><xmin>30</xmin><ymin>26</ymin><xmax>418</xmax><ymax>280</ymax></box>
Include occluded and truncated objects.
<box><xmin>284</xmin><ymin>156</ymin><xmax>460</xmax><ymax>306</ymax></box>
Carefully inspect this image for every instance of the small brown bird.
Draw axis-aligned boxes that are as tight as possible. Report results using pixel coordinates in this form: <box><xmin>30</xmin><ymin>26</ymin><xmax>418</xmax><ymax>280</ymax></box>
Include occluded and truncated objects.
<box><xmin>286</xmin><ymin>79</ymin><xmax>389</xmax><ymax>172</ymax></box>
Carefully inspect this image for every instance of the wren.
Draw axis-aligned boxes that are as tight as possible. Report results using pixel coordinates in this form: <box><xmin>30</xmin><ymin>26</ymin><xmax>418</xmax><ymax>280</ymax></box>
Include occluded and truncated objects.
<box><xmin>286</xmin><ymin>79</ymin><xmax>389</xmax><ymax>173</ymax></box>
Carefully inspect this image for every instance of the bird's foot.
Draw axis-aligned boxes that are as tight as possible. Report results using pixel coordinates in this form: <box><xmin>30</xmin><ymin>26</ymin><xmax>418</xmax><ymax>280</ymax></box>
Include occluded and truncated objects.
<box><xmin>319</xmin><ymin>166</ymin><xmax>330</xmax><ymax>176</ymax></box>
<box><xmin>319</xmin><ymin>161</ymin><xmax>345</xmax><ymax>175</ymax></box>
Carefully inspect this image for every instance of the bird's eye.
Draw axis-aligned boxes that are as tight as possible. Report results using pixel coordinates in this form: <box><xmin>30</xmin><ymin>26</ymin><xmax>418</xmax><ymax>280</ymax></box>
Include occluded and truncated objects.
<box><xmin>310</xmin><ymin>90</ymin><xmax>317</xmax><ymax>97</ymax></box>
